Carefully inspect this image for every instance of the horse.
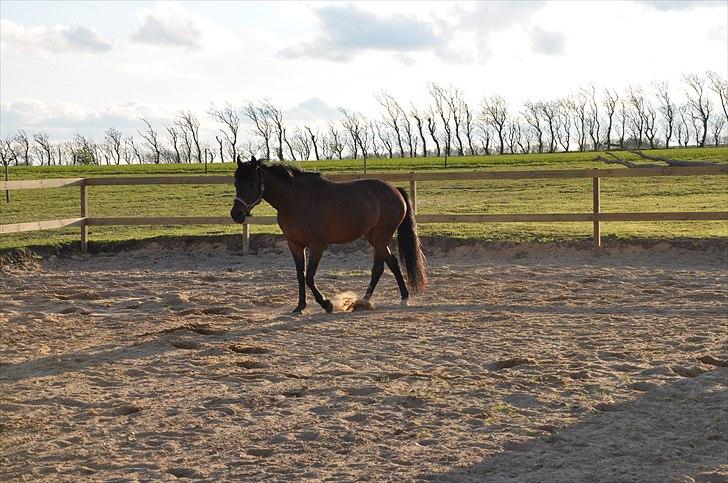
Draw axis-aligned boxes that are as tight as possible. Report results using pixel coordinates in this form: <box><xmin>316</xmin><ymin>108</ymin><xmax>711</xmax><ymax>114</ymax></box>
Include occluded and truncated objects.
<box><xmin>230</xmin><ymin>156</ymin><xmax>427</xmax><ymax>313</ymax></box>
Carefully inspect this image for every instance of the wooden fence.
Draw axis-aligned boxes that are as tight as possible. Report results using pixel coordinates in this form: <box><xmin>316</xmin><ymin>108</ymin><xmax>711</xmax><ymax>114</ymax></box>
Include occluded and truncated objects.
<box><xmin>2</xmin><ymin>166</ymin><xmax>727</xmax><ymax>256</ymax></box>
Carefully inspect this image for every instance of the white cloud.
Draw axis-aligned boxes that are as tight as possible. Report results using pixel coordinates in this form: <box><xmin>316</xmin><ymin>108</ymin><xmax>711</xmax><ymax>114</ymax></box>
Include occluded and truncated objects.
<box><xmin>638</xmin><ymin>0</ymin><xmax>719</xmax><ymax>11</ymax></box>
<box><xmin>530</xmin><ymin>26</ymin><xmax>565</xmax><ymax>55</ymax></box>
<box><xmin>0</xmin><ymin>19</ymin><xmax>113</xmax><ymax>54</ymax></box>
<box><xmin>129</xmin><ymin>2</ymin><xmax>239</xmax><ymax>53</ymax></box>
<box><xmin>286</xmin><ymin>97</ymin><xmax>343</xmax><ymax>125</ymax></box>
<box><xmin>0</xmin><ymin>98</ymin><xmax>172</xmax><ymax>140</ymax></box>
<box><xmin>118</xmin><ymin>62</ymin><xmax>214</xmax><ymax>83</ymax></box>
<box><xmin>283</xmin><ymin>4</ymin><xmax>445</xmax><ymax>62</ymax></box>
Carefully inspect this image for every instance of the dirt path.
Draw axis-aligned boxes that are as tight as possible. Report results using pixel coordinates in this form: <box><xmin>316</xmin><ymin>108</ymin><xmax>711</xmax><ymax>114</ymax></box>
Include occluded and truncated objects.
<box><xmin>1</xmin><ymin>243</ymin><xmax>726</xmax><ymax>481</ymax></box>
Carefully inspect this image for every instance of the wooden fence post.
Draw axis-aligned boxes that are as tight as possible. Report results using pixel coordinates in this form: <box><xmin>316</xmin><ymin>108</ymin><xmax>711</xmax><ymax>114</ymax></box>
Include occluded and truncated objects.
<box><xmin>242</xmin><ymin>222</ymin><xmax>250</xmax><ymax>255</ymax></box>
<box><xmin>409</xmin><ymin>172</ymin><xmax>417</xmax><ymax>215</ymax></box>
<box><xmin>80</xmin><ymin>181</ymin><xmax>88</xmax><ymax>253</ymax></box>
<box><xmin>592</xmin><ymin>176</ymin><xmax>601</xmax><ymax>256</ymax></box>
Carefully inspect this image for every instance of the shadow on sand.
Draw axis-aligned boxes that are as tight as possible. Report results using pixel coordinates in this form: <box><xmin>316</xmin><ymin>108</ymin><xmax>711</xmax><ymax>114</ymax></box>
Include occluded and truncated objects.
<box><xmin>420</xmin><ymin>368</ymin><xmax>728</xmax><ymax>482</ymax></box>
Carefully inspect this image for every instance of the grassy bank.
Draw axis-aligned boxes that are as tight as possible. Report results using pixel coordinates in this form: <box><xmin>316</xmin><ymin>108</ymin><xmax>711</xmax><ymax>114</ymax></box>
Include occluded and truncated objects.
<box><xmin>2</xmin><ymin>147</ymin><xmax>726</xmax><ymax>250</ymax></box>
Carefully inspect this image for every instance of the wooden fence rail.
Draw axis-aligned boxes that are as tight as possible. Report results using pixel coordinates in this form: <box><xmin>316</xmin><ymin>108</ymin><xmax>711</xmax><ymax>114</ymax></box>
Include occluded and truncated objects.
<box><xmin>2</xmin><ymin>166</ymin><xmax>727</xmax><ymax>256</ymax></box>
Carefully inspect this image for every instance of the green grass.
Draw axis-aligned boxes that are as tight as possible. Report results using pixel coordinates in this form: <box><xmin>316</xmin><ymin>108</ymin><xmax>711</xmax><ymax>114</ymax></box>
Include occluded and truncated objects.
<box><xmin>2</xmin><ymin>147</ymin><xmax>727</xmax><ymax>250</ymax></box>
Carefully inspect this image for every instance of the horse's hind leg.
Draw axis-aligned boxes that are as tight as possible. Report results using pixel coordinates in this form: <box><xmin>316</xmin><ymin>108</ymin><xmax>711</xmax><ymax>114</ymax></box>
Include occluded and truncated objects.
<box><xmin>288</xmin><ymin>241</ymin><xmax>307</xmax><ymax>313</ymax></box>
<box><xmin>305</xmin><ymin>244</ymin><xmax>333</xmax><ymax>313</ymax></box>
<box><xmin>384</xmin><ymin>249</ymin><xmax>409</xmax><ymax>303</ymax></box>
<box><xmin>363</xmin><ymin>252</ymin><xmax>385</xmax><ymax>302</ymax></box>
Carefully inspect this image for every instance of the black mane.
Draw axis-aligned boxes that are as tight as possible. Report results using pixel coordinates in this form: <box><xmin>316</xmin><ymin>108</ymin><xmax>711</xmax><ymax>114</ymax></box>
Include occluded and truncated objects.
<box><xmin>261</xmin><ymin>163</ymin><xmax>322</xmax><ymax>182</ymax></box>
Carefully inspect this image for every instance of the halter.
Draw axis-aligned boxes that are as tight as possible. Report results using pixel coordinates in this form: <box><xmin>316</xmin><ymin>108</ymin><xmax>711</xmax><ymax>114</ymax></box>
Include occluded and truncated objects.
<box><xmin>234</xmin><ymin>169</ymin><xmax>265</xmax><ymax>216</ymax></box>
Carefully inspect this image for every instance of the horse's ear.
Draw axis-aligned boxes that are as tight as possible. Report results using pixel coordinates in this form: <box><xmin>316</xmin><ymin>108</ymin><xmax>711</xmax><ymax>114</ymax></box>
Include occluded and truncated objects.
<box><xmin>237</xmin><ymin>154</ymin><xmax>244</xmax><ymax>168</ymax></box>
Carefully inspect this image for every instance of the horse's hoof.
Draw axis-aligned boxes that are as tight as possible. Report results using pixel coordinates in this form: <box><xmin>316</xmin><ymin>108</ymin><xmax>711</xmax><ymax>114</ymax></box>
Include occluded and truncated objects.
<box><xmin>400</xmin><ymin>298</ymin><xmax>409</xmax><ymax>307</ymax></box>
<box><xmin>322</xmin><ymin>300</ymin><xmax>334</xmax><ymax>313</ymax></box>
<box><xmin>292</xmin><ymin>305</ymin><xmax>305</xmax><ymax>314</ymax></box>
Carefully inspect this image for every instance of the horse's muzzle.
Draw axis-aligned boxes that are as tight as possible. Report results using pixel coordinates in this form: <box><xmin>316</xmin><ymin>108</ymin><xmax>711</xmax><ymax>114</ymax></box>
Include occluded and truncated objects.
<box><xmin>230</xmin><ymin>208</ymin><xmax>247</xmax><ymax>224</ymax></box>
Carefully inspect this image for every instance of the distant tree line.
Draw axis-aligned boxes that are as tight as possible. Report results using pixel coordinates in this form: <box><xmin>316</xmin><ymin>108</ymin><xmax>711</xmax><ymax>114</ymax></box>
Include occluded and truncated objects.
<box><xmin>1</xmin><ymin>71</ymin><xmax>726</xmax><ymax>168</ymax></box>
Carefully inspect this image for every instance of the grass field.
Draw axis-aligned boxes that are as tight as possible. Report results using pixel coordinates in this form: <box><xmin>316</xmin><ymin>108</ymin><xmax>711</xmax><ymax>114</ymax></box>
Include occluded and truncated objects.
<box><xmin>2</xmin><ymin>147</ymin><xmax>727</xmax><ymax>250</ymax></box>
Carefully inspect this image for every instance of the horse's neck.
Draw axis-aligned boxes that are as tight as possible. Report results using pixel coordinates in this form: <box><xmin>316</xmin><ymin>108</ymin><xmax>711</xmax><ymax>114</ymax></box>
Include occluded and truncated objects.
<box><xmin>261</xmin><ymin>170</ymin><xmax>296</xmax><ymax>212</ymax></box>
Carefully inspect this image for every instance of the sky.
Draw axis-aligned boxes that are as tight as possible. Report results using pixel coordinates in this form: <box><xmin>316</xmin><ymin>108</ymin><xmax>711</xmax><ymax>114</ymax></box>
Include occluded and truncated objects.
<box><xmin>0</xmin><ymin>0</ymin><xmax>726</xmax><ymax>140</ymax></box>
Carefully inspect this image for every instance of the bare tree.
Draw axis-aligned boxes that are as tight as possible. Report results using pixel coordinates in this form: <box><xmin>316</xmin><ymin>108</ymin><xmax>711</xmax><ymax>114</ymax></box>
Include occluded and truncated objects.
<box><xmin>476</xmin><ymin>124</ymin><xmax>492</xmax><ymax>155</ymax></box>
<box><xmin>410</xmin><ymin>106</ymin><xmax>428</xmax><ymax>156</ymax></box>
<box><xmin>654</xmin><ymin>82</ymin><xmax>675</xmax><ymax>148</ymax></box>
<box><xmin>215</xmin><ymin>135</ymin><xmax>225</xmax><ymax>163</ymax></box>
<box><xmin>677</xmin><ymin>104</ymin><xmax>691</xmax><ymax>147</ymax></box>
<box><xmin>327</xmin><ymin>123</ymin><xmax>344</xmax><ymax>160</ymax></box>
<box><xmin>540</xmin><ymin>101</ymin><xmax>559</xmax><ymax>153</ymax></box>
<box><xmin>585</xmin><ymin>85</ymin><xmax>601</xmax><ymax>150</ymax></box>
<box><xmin>340</xmin><ymin>108</ymin><xmax>367</xmax><ymax>160</ymax></box>
<box><xmin>461</xmin><ymin>98</ymin><xmax>477</xmax><ymax>155</ymax></box>
<box><xmin>376</xmin><ymin>91</ymin><xmax>405</xmax><ymax>157</ymax></box>
<box><xmin>426</xmin><ymin>109</ymin><xmax>441</xmax><ymax>157</ymax></box>
<box><xmin>33</xmin><ymin>132</ymin><xmax>53</xmax><ymax>166</ymax></box>
<box><xmin>643</xmin><ymin>101</ymin><xmax>658</xmax><ymax>149</ymax></box>
<box><xmin>72</xmin><ymin>134</ymin><xmax>98</xmax><ymax>164</ymax></box>
<box><xmin>262</xmin><ymin>101</ymin><xmax>285</xmax><ymax>161</ymax></box>
<box><xmin>208</xmin><ymin>102</ymin><xmax>241</xmax><ymax>162</ymax></box>
<box><xmin>398</xmin><ymin>104</ymin><xmax>415</xmax><ymax>157</ymax></box>
<box><xmin>602</xmin><ymin>88</ymin><xmax>619</xmax><ymax>149</ymax></box>
<box><xmin>429</xmin><ymin>83</ymin><xmax>451</xmax><ymax>155</ymax></box>
<box><xmin>125</xmin><ymin>136</ymin><xmax>143</xmax><ymax>164</ymax></box>
<box><xmin>318</xmin><ymin>133</ymin><xmax>333</xmax><ymax>160</ymax></box>
<box><xmin>568</xmin><ymin>95</ymin><xmax>588</xmax><ymax>151</ymax></box>
<box><xmin>104</xmin><ymin>127</ymin><xmax>123</xmax><ymax>165</ymax></box>
<box><xmin>283</xmin><ymin>127</ymin><xmax>296</xmax><ymax>161</ymax></box>
<box><xmin>446</xmin><ymin>88</ymin><xmax>465</xmax><ymax>155</ymax></box>
<box><xmin>711</xmin><ymin>116</ymin><xmax>725</xmax><ymax>146</ymax></box>
<box><xmin>291</xmin><ymin>127</ymin><xmax>312</xmax><ymax>160</ymax></box>
<box><xmin>707</xmin><ymin>71</ymin><xmax>727</xmax><ymax>123</ymax></box>
<box><xmin>523</xmin><ymin>101</ymin><xmax>545</xmax><ymax>153</ymax></box>
<box><xmin>627</xmin><ymin>87</ymin><xmax>646</xmax><ymax>148</ymax></box>
<box><xmin>14</xmin><ymin>130</ymin><xmax>31</xmax><ymax>165</ymax></box>
<box><xmin>165</xmin><ymin>126</ymin><xmax>181</xmax><ymax>164</ymax></box>
<box><xmin>176</xmin><ymin>111</ymin><xmax>202</xmax><ymax>163</ymax></box>
<box><xmin>138</xmin><ymin>118</ymin><xmax>161</xmax><ymax>164</ymax></box>
<box><xmin>555</xmin><ymin>101</ymin><xmax>572</xmax><ymax>152</ymax></box>
<box><xmin>482</xmin><ymin>95</ymin><xmax>508</xmax><ymax>154</ymax></box>
<box><xmin>615</xmin><ymin>99</ymin><xmax>627</xmax><ymax>149</ymax></box>
<box><xmin>683</xmin><ymin>73</ymin><xmax>712</xmax><ymax>147</ymax></box>
<box><xmin>0</xmin><ymin>138</ymin><xmax>16</xmax><ymax>201</ymax></box>
<box><xmin>242</xmin><ymin>102</ymin><xmax>273</xmax><ymax>160</ymax></box>
<box><xmin>506</xmin><ymin>121</ymin><xmax>523</xmax><ymax>154</ymax></box>
<box><xmin>375</xmin><ymin>121</ymin><xmax>395</xmax><ymax>158</ymax></box>
<box><xmin>304</xmin><ymin>126</ymin><xmax>320</xmax><ymax>160</ymax></box>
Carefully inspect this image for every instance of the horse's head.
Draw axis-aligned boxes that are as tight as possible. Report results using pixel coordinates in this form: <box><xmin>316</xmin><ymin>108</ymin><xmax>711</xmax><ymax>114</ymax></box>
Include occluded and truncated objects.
<box><xmin>231</xmin><ymin>155</ymin><xmax>264</xmax><ymax>224</ymax></box>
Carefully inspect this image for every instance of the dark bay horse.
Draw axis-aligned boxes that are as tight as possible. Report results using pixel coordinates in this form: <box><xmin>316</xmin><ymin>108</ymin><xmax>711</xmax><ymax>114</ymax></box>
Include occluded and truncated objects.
<box><xmin>230</xmin><ymin>156</ymin><xmax>427</xmax><ymax>313</ymax></box>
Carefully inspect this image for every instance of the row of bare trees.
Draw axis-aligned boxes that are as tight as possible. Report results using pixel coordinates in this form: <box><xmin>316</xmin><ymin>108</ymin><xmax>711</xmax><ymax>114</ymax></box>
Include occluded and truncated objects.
<box><xmin>2</xmin><ymin>72</ymin><xmax>726</xmax><ymax>167</ymax></box>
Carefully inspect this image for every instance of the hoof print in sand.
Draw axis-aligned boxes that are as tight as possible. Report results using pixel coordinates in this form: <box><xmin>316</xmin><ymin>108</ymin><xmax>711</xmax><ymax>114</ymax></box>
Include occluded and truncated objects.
<box><xmin>488</xmin><ymin>357</ymin><xmax>532</xmax><ymax>370</ymax></box>
<box><xmin>230</xmin><ymin>345</ymin><xmax>271</xmax><ymax>355</ymax></box>
<box><xmin>171</xmin><ymin>339</ymin><xmax>202</xmax><ymax>350</ymax></box>
<box><xmin>109</xmin><ymin>404</ymin><xmax>142</xmax><ymax>416</ymax></box>
<box><xmin>697</xmin><ymin>355</ymin><xmax>728</xmax><ymax>367</ymax></box>
<box><xmin>236</xmin><ymin>360</ymin><xmax>267</xmax><ymax>369</ymax></box>
<box><xmin>168</xmin><ymin>467</ymin><xmax>202</xmax><ymax>479</ymax></box>
<box><xmin>246</xmin><ymin>447</ymin><xmax>274</xmax><ymax>458</ymax></box>
<box><xmin>670</xmin><ymin>365</ymin><xmax>705</xmax><ymax>378</ymax></box>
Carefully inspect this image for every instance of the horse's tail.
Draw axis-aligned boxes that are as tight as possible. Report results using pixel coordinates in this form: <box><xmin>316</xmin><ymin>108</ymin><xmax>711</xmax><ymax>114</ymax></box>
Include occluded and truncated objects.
<box><xmin>396</xmin><ymin>188</ymin><xmax>427</xmax><ymax>295</ymax></box>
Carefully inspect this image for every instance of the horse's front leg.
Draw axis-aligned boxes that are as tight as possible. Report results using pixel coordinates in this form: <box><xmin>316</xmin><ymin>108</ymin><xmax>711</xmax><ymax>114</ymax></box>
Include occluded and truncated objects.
<box><xmin>288</xmin><ymin>241</ymin><xmax>307</xmax><ymax>313</ymax></box>
<box><xmin>305</xmin><ymin>244</ymin><xmax>333</xmax><ymax>313</ymax></box>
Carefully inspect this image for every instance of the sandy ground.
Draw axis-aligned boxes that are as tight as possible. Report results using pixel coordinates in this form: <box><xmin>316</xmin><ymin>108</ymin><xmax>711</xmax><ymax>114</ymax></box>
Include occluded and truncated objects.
<box><xmin>1</xmin><ymin>239</ymin><xmax>727</xmax><ymax>482</ymax></box>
